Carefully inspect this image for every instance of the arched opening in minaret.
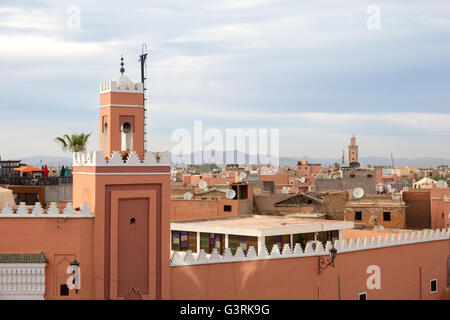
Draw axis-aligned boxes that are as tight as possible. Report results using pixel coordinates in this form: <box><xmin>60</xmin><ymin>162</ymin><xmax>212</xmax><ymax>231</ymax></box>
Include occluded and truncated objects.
<box><xmin>103</xmin><ymin>123</ymin><xmax>108</xmax><ymax>152</ymax></box>
<box><xmin>121</xmin><ymin>122</ymin><xmax>133</xmax><ymax>151</ymax></box>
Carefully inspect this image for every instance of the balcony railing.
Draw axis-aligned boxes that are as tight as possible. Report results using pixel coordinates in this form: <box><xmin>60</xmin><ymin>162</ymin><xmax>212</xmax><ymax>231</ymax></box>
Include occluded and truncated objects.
<box><xmin>0</xmin><ymin>176</ymin><xmax>72</xmax><ymax>186</ymax></box>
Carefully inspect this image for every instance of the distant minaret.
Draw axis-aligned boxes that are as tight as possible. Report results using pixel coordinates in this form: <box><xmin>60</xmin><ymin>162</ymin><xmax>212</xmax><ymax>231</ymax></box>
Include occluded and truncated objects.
<box><xmin>348</xmin><ymin>135</ymin><xmax>359</xmax><ymax>164</ymax></box>
<box><xmin>342</xmin><ymin>150</ymin><xmax>345</xmax><ymax>165</ymax></box>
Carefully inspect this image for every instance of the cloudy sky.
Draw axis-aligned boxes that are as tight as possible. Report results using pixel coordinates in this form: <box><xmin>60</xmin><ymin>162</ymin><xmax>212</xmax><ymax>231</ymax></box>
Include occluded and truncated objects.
<box><xmin>1</xmin><ymin>0</ymin><xmax>450</xmax><ymax>160</ymax></box>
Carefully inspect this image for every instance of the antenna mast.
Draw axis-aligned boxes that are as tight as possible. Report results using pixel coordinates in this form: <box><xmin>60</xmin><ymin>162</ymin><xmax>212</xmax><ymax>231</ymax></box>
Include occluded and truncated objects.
<box><xmin>139</xmin><ymin>44</ymin><xmax>149</xmax><ymax>153</ymax></box>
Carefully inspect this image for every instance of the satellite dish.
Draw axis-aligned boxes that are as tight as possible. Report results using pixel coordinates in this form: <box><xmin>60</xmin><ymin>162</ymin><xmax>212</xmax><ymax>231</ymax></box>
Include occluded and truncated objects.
<box><xmin>183</xmin><ymin>192</ymin><xmax>192</xmax><ymax>200</ymax></box>
<box><xmin>352</xmin><ymin>187</ymin><xmax>364</xmax><ymax>199</ymax></box>
<box><xmin>282</xmin><ymin>187</ymin><xmax>289</xmax><ymax>194</ymax></box>
<box><xmin>238</xmin><ymin>172</ymin><xmax>247</xmax><ymax>182</ymax></box>
<box><xmin>199</xmin><ymin>181</ymin><xmax>208</xmax><ymax>190</ymax></box>
<box><xmin>299</xmin><ymin>177</ymin><xmax>306</xmax><ymax>183</ymax></box>
<box><xmin>226</xmin><ymin>189</ymin><xmax>236</xmax><ymax>200</ymax></box>
<box><xmin>349</xmin><ymin>161</ymin><xmax>361</xmax><ymax>169</ymax></box>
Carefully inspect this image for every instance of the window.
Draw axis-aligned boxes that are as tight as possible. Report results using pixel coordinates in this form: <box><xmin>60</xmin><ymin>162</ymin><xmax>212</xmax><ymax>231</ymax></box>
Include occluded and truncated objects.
<box><xmin>240</xmin><ymin>185</ymin><xmax>248</xmax><ymax>200</ymax></box>
<box><xmin>103</xmin><ymin>122</ymin><xmax>108</xmax><ymax>152</ymax></box>
<box><xmin>224</xmin><ymin>205</ymin><xmax>232</xmax><ymax>212</ymax></box>
<box><xmin>355</xmin><ymin>211</ymin><xmax>362</xmax><ymax>221</ymax></box>
<box><xmin>383</xmin><ymin>212</ymin><xmax>391</xmax><ymax>221</ymax></box>
<box><xmin>172</xmin><ymin>231</ymin><xmax>196</xmax><ymax>251</ymax></box>
<box><xmin>121</xmin><ymin>122</ymin><xmax>133</xmax><ymax>151</ymax></box>
<box><xmin>60</xmin><ymin>284</ymin><xmax>69</xmax><ymax>296</ymax></box>
<box><xmin>358</xmin><ymin>292</ymin><xmax>367</xmax><ymax>300</ymax></box>
<box><xmin>228</xmin><ymin>235</ymin><xmax>257</xmax><ymax>255</ymax></box>
<box><xmin>430</xmin><ymin>279</ymin><xmax>437</xmax><ymax>293</ymax></box>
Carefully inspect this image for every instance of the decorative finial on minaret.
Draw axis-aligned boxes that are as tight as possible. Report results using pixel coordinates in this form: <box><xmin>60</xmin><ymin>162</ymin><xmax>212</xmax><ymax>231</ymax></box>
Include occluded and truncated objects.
<box><xmin>120</xmin><ymin>55</ymin><xmax>125</xmax><ymax>75</ymax></box>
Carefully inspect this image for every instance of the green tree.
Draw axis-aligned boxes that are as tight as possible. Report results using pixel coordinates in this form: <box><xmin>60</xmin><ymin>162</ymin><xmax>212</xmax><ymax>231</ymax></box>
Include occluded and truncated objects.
<box><xmin>55</xmin><ymin>133</ymin><xmax>91</xmax><ymax>153</ymax></box>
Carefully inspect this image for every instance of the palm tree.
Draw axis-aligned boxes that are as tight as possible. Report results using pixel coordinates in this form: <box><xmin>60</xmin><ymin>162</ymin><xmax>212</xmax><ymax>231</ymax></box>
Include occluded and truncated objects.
<box><xmin>55</xmin><ymin>133</ymin><xmax>91</xmax><ymax>153</ymax></box>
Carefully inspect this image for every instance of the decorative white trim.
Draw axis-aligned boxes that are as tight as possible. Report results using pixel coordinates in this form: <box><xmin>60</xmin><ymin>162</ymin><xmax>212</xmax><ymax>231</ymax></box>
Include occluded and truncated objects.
<box><xmin>99</xmin><ymin>104</ymin><xmax>144</xmax><ymax>108</ymax></box>
<box><xmin>0</xmin><ymin>202</ymin><xmax>94</xmax><ymax>218</ymax></box>
<box><xmin>73</xmin><ymin>172</ymin><xmax>170</xmax><ymax>176</ymax></box>
<box><xmin>0</xmin><ymin>263</ymin><xmax>46</xmax><ymax>300</ymax></box>
<box><xmin>170</xmin><ymin>228</ymin><xmax>450</xmax><ymax>266</ymax></box>
<box><xmin>73</xmin><ymin>150</ymin><xmax>171</xmax><ymax>167</ymax></box>
<box><xmin>100</xmin><ymin>80</ymin><xmax>143</xmax><ymax>94</ymax></box>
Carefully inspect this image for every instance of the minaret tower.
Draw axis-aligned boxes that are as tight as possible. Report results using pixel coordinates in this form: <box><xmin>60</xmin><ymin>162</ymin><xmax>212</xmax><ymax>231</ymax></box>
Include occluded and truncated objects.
<box><xmin>99</xmin><ymin>56</ymin><xmax>145</xmax><ymax>160</ymax></box>
<box><xmin>348</xmin><ymin>135</ymin><xmax>359</xmax><ymax>164</ymax></box>
<box><xmin>72</xmin><ymin>55</ymin><xmax>171</xmax><ymax>300</ymax></box>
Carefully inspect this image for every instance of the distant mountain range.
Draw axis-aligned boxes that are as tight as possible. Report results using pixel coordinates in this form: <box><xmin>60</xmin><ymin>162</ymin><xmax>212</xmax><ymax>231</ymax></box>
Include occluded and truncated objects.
<box><xmin>19</xmin><ymin>156</ymin><xmax>72</xmax><ymax>167</ymax></box>
<box><xmin>279</xmin><ymin>156</ymin><xmax>450</xmax><ymax>168</ymax></box>
<box><xmin>17</xmin><ymin>154</ymin><xmax>450</xmax><ymax>168</ymax></box>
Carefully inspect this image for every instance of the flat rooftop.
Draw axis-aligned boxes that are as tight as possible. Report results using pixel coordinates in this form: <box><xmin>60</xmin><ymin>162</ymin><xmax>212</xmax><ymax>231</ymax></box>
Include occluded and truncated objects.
<box><xmin>171</xmin><ymin>215</ymin><xmax>354</xmax><ymax>237</ymax></box>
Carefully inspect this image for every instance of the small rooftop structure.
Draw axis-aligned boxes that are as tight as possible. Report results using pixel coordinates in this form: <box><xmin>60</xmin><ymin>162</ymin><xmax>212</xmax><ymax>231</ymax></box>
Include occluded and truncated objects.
<box><xmin>171</xmin><ymin>215</ymin><xmax>353</xmax><ymax>237</ymax></box>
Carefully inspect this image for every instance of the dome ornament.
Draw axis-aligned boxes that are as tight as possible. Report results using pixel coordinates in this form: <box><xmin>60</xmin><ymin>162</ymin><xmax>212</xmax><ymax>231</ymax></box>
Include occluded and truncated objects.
<box><xmin>120</xmin><ymin>54</ymin><xmax>125</xmax><ymax>75</ymax></box>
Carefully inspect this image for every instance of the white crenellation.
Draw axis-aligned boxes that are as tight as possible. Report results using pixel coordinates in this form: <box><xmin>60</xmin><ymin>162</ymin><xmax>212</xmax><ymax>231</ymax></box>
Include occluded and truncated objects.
<box><xmin>170</xmin><ymin>228</ymin><xmax>450</xmax><ymax>266</ymax></box>
<box><xmin>17</xmin><ymin>203</ymin><xmax>29</xmax><ymax>215</ymax></box>
<box><xmin>223</xmin><ymin>248</ymin><xmax>234</xmax><ymax>261</ymax></box>
<box><xmin>347</xmin><ymin>238</ymin><xmax>355</xmax><ymax>250</ymax></box>
<box><xmin>246</xmin><ymin>246</ymin><xmax>258</xmax><ymax>259</ymax></box>
<box><xmin>315</xmin><ymin>242</ymin><xmax>325</xmax><ymax>254</ymax></box>
<box><xmin>100</xmin><ymin>79</ymin><xmax>144</xmax><ymax>94</ymax></box>
<box><xmin>0</xmin><ymin>202</ymin><xmax>94</xmax><ymax>218</ymax></box>
<box><xmin>324</xmin><ymin>241</ymin><xmax>333</xmax><ymax>253</ymax></box>
<box><xmin>235</xmin><ymin>247</ymin><xmax>246</xmax><ymax>259</ymax></box>
<box><xmin>282</xmin><ymin>244</ymin><xmax>291</xmax><ymax>256</ymax></box>
<box><xmin>211</xmin><ymin>248</ymin><xmax>222</xmax><ymax>261</ymax></box>
<box><xmin>73</xmin><ymin>150</ymin><xmax>171</xmax><ymax>167</ymax></box>
<box><xmin>293</xmin><ymin>243</ymin><xmax>303</xmax><ymax>256</ymax></box>
<box><xmin>304</xmin><ymin>242</ymin><xmax>315</xmax><ymax>255</ymax></box>
<box><xmin>185</xmin><ymin>251</ymin><xmax>196</xmax><ymax>264</ymax></box>
<box><xmin>109</xmin><ymin>151</ymin><xmax>124</xmax><ymax>165</ymax></box>
<box><xmin>197</xmin><ymin>250</ymin><xmax>209</xmax><ymax>263</ymax></box>
<box><xmin>31</xmin><ymin>202</ymin><xmax>43</xmax><ymax>216</ymax></box>
<box><xmin>47</xmin><ymin>202</ymin><xmax>59</xmax><ymax>216</ymax></box>
<box><xmin>1</xmin><ymin>203</ymin><xmax>14</xmax><ymax>216</ymax></box>
<box><xmin>259</xmin><ymin>245</ymin><xmax>269</xmax><ymax>258</ymax></box>
<box><xmin>126</xmin><ymin>151</ymin><xmax>141</xmax><ymax>165</ymax></box>
<box><xmin>270</xmin><ymin>244</ymin><xmax>281</xmax><ymax>257</ymax></box>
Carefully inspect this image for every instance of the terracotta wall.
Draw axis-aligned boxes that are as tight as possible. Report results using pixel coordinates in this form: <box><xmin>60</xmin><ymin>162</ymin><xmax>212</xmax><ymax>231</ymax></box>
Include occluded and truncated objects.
<box><xmin>430</xmin><ymin>188</ymin><xmax>450</xmax><ymax>230</ymax></box>
<box><xmin>344</xmin><ymin>205</ymin><xmax>405</xmax><ymax>229</ymax></box>
<box><xmin>259</xmin><ymin>174</ymin><xmax>289</xmax><ymax>186</ymax></box>
<box><xmin>403</xmin><ymin>190</ymin><xmax>431</xmax><ymax>229</ymax></box>
<box><xmin>170</xmin><ymin>239</ymin><xmax>450</xmax><ymax>300</ymax></box>
<box><xmin>170</xmin><ymin>199</ymin><xmax>240</xmax><ymax>221</ymax></box>
<box><xmin>0</xmin><ymin>217</ymin><xmax>95</xmax><ymax>300</ymax></box>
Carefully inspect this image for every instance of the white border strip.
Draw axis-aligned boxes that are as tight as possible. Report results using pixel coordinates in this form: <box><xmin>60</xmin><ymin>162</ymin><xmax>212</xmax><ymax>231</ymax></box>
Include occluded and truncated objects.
<box><xmin>99</xmin><ymin>104</ymin><xmax>144</xmax><ymax>108</ymax></box>
<box><xmin>73</xmin><ymin>172</ymin><xmax>170</xmax><ymax>175</ymax></box>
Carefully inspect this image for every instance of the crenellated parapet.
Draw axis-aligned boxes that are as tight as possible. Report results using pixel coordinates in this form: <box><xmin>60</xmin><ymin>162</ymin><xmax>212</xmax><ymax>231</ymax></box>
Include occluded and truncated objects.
<box><xmin>73</xmin><ymin>150</ymin><xmax>171</xmax><ymax>167</ymax></box>
<box><xmin>0</xmin><ymin>202</ymin><xmax>94</xmax><ymax>218</ymax></box>
<box><xmin>170</xmin><ymin>229</ymin><xmax>450</xmax><ymax>266</ymax></box>
<box><xmin>100</xmin><ymin>77</ymin><xmax>143</xmax><ymax>94</ymax></box>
